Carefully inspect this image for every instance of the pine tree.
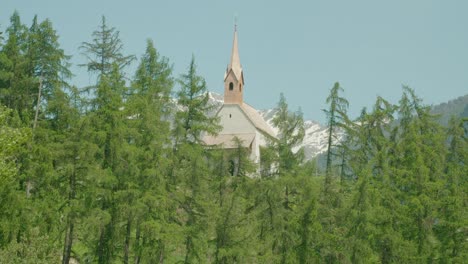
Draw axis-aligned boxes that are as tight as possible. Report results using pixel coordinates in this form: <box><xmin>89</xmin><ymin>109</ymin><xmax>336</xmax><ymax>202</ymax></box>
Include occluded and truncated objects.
<box><xmin>58</xmin><ymin>111</ymin><xmax>96</xmax><ymax>264</ymax></box>
<box><xmin>213</xmin><ymin>139</ymin><xmax>257</xmax><ymax>263</ymax></box>
<box><xmin>173</xmin><ymin>56</ymin><xmax>220</xmax><ymax>145</ymax></box>
<box><xmin>26</xmin><ymin>15</ymin><xmax>72</xmax><ymax>130</ymax></box>
<box><xmin>172</xmin><ymin>56</ymin><xmax>220</xmax><ymax>263</ymax></box>
<box><xmin>79</xmin><ymin>64</ymin><xmax>128</xmax><ymax>263</ymax></box>
<box><xmin>435</xmin><ymin>117</ymin><xmax>468</xmax><ymax>262</ymax></box>
<box><xmin>0</xmin><ymin>11</ymin><xmax>33</xmax><ymax>123</ymax></box>
<box><xmin>0</xmin><ymin>106</ymin><xmax>29</xmax><ymax>248</ymax></box>
<box><xmin>0</xmin><ymin>14</ymin><xmax>76</xmax><ymax>263</ymax></box>
<box><xmin>80</xmin><ymin>16</ymin><xmax>135</xmax><ymax>80</ymax></box>
<box><xmin>318</xmin><ymin>82</ymin><xmax>349</xmax><ymax>263</ymax></box>
<box><xmin>271</xmin><ymin>93</ymin><xmax>305</xmax><ymax>177</ymax></box>
<box><xmin>350</xmin><ymin>97</ymin><xmax>410</xmax><ymax>263</ymax></box>
<box><xmin>391</xmin><ymin>86</ymin><xmax>446</xmax><ymax>261</ymax></box>
<box><xmin>125</xmin><ymin>39</ymin><xmax>176</xmax><ymax>263</ymax></box>
<box><xmin>295</xmin><ymin>180</ymin><xmax>321</xmax><ymax>263</ymax></box>
<box><xmin>255</xmin><ymin>94</ymin><xmax>306</xmax><ymax>263</ymax></box>
<box><xmin>323</xmin><ymin>82</ymin><xmax>348</xmax><ymax>190</ymax></box>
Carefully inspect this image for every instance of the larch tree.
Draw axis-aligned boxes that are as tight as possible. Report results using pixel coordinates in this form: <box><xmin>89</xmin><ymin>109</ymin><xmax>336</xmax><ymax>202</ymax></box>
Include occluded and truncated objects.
<box><xmin>323</xmin><ymin>82</ymin><xmax>349</xmax><ymax>189</ymax></box>
<box><xmin>0</xmin><ymin>106</ymin><xmax>29</xmax><ymax>250</ymax></box>
<box><xmin>271</xmin><ymin>93</ymin><xmax>305</xmax><ymax>177</ymax></box>
<box><xmin>0</xmin><ymin>11</ymin><xmax>32</xmax><ymax>123</ymax></box>
<box><xmin>436</xmin><ymin>117</ymin><xmax>468</xmax><ymax>261</ymax></box>
<box><xmin>391</xmin><ymin>86</ymin><xmax>446</xmax><ymax>261</ymax></box>
<box><xmin>213</xmin><ymin>138</ymin><xmax>257</xmax><ymax>263</ymax></box>
<box><xmin>172</xmin><ymin>56</ymin><xmax>220</xmax><ymax>263</ymax></box>
<box><xmin>318</xmin><ymin>82</ymin><xmax>349</xmax><ymax>263</ymax></box>
<box><xmin>255</xmin><ymin>94</ymin><xmax>306</xmax><ymax>263</ymax></box>
<box><xmin>173</xmin><ymin>56</ymin><xmax>220</xmax><ymax>145</ymax></box>
<box><xmin>80</xmin><ymin>16</ymin><xmax>135</xmax><ymax>80</ymax></box>
<box><xmin>125</xmin><ymin>39</ymin><xmax>175</xmax><ymax>263</ymax></box>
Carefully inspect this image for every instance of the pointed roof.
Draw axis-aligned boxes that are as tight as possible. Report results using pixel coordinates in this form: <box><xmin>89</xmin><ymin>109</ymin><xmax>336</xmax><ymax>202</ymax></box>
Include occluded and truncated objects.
<box><xmin>203</xmin><ymin>133</ymin><xmax>256</xmax><ymax>149</ymax></box>
<box><xmin>212</xmin><ymin>103</ymin><xmax>276</xmax><ymax>139</ymax></box>
<box><xmin>225</xmin><ymin>27</ymin><xmax>243</xmax><ymax>82</ymax></box>
<box><xmin>239</xmin><ymin>103</ymin><xmax>276</xmax><ymax>138</ymax></box>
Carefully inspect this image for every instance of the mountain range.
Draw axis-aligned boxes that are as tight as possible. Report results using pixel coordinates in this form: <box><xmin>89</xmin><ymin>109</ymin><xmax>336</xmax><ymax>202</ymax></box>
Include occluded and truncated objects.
<box><xmin>207</xmin><ymin>92</ymin><xmax>340</xmax><ymax>160</ymax></box>
<box><xmin>207</xmin><ymin>92</ymin><xmax>467</xmax><ymax>161</ymax></box>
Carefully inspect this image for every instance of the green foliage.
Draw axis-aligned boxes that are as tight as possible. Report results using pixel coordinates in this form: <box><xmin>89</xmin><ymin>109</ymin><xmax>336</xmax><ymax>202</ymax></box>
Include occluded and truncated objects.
<box><xmin>0</xmin><ymin>11</ymin><xmax>466</xmax><ymax>264</ymax></box>
<box><xmin>270</xmin><ymin>93</ymin><xmax>305</xmax><ymax>176</ymax></box>
<box><xmin>323</xmin><ymin>82</ymin><xmax>349</xmax><ymax>187</ymax></box>
<box><xmin>80</xmin><ymin>16</ymin><xmax>135</xmax><ymax>78</ymax></box>
<box><xmin>0</xmin><ymin>106</ymin><xmax>29</xmax><ymax>248</ymax></box>
<box><xmin>174</xmin><ymin>56</ymin><xmax>220</xmax><ymax>145</ymax></box>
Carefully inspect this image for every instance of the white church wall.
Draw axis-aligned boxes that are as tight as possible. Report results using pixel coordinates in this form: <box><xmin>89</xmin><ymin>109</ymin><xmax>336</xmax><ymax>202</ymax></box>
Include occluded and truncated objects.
<box><xmin>218</xmin><ymin>105</ymin><xmax>256</xmax><ymax>134</ymax></box>
<box><xmin>254</xmin><ymin>130</ymin><xmax>265</xmax><ymax>163</ymax></box>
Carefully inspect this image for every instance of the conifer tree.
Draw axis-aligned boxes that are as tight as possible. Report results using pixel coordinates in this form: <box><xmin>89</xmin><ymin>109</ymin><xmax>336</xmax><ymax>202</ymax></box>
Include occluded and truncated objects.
<box><xmin>172</xmin><ymin>56</ymin><xmax>220</xmax><ymax>263</ymax></box>
<box><xmin>125</xmin><ymin>39</ymin><xmax>176</xmax><ymax>263</ymax></box>
<box><xmin>391</xmin><ymin>86</ymin><xmax>446</xmax><ymax>261</ymax></box>
<box><xmin>436</xmin><ymin>117</ymin><xmax>468</xmax><ymax>261</ymax></box>
<box><xmin>78</xmin><ymin>18</ymin><xmax>136</xmax><ymax>262</ymax></box>
<box><xmin>79</xmin><ymin>64</ymin><xmax>128</xmax><ymax>263</ymax></box>
<box><xmin>213</xmin><ymin>139</ymin><xmax>257</xmax><ymax>263</ymax></box>
<box><xmin>173</xmin><ymin>56</ymin><xmax>220</xmax><ymax>145</ymax></box>
<box><xmin>0</xmin><ymin>106</ymin><xmax>29</xmax><ymax>248</ymax></box>
<box><xmin>80</xmin><ymin>16</ymin><xmax>135</xmax><ymax>79</ymax></box>
<box><xmin>271</xmin><ymin>93</ymin><xmax>305</xmax><ymax>176</ymax></box>
<box><xmin>0</xmin><ymin>11</ymin><xmax>32</xmax><ymax>123</ymax></box>
<box><xmin>255</xmin><ymin>94</ymin><xmax>306</xmax><ymax>263</ymax></box>
<box><xmin>323</xmin><ymin>82</ymin><xmax>348</xmax><ymax>189</ymax></box>
<box><xmin>318</xmin><ymin>82</ymin><xmax>350</xmax><ymax>263</ymax></box>
<box><xmin>26</xmin><ymin>16</ymin><xmax>72</xmax><ymax>129</ymax></box>
<box><xmin>59</xmin><ymin>112</ymin><xmax>96</xmax><ymax>264</ymax></box>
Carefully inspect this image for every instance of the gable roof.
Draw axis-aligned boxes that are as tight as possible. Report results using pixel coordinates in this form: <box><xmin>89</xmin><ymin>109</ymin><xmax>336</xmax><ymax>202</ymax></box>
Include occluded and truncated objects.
<box><xmin>219</xmin><ymin>103</ymin><xmax>276</xmax><ymax>138</ymax></box>
<box><xmin>204</xmin><ymin>133</ymin><xmax>255</xmax><ymax>149</ymax></box>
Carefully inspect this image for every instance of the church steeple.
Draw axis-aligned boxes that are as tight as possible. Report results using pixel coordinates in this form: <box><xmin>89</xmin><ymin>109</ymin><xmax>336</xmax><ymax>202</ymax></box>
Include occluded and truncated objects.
<box><xmin>224</xmin><ymin>25</ymin><xmax>244</xmax><ymax>104</ymax></box>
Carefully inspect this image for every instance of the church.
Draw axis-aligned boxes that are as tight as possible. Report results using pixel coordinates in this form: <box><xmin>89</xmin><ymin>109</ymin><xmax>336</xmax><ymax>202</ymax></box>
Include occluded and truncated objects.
<box><xmin>203</xmin><ymin>27</ymin><xmax>276</xmax><ymax>171</ymax></box>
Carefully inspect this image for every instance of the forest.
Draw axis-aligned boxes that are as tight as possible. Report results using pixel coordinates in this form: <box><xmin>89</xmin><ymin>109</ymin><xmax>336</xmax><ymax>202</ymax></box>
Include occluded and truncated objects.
<box><xmin>0</xmin><ymin>12</ymin><xmax>467</xmax><ymax>264</ymax></box>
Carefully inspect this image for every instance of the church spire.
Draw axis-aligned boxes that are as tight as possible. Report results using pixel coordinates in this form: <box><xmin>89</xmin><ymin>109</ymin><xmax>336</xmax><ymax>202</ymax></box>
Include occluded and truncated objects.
<box><xmin>224</xmin><ymin>25</ymin><xmax>244</xmax><ymax>104</ymax></box>
<box><xmin>228</xmin><ymin>26</ymin><xmax>242</xmax><ymax>81</ymax></box>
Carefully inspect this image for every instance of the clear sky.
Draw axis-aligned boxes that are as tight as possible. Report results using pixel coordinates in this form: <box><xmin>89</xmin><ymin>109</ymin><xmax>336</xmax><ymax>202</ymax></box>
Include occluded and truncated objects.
<box><xmin>1</xmin><ymin>0</ymin><xmax>467</xmax><ymax>123</ymax></box>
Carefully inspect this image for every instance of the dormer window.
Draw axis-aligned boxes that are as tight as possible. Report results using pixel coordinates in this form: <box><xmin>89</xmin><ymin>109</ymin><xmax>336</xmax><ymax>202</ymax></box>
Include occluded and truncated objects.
<box><xmin>229</xmin><ymin>82</ymin><xmax>234</xmax><ymax>91</ymax></box>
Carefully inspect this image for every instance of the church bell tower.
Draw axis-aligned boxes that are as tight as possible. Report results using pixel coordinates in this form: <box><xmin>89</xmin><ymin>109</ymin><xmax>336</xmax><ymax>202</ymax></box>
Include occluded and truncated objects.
<box><xmin>224</xmin><ymin>26</ymin><xmax>244</xmax><ymax>104</ymax></box>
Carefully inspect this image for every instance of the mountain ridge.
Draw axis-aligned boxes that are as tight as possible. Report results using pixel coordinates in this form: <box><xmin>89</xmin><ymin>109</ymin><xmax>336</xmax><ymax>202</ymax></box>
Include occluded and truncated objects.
<box><xmin>207</xmin><ymin>92</ymin><xmax>333</xmax><ymax>160</ymax></box>
<box><xmin>206</xmin><ymin>92</ymin><xmax>467</xmax><ymax>161</ymax></box>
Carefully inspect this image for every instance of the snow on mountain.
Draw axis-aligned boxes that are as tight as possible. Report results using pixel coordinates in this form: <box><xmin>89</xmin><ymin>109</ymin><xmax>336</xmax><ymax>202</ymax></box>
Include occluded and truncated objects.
<box><xmin>207</xmin><ymin>92</ymin><xmax>333</xmax><ymax>160</ymax></box>
<box><xmin>207</xmin><ymin>91</ymin><xmax>224</xmax><ymax>108</ymax></box>
<box><xmin>258</xmin><ymin>108</ymin><xmax>332</xmax><ymax>159</ymax></box>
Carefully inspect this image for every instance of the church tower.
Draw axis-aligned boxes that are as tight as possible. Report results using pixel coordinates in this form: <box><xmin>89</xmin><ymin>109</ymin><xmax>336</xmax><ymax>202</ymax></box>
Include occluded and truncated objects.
<box><xmin>223</xmin><ymin>26</ymin><xmax>244</xmax><ymax>104</ymax></box>
<box><xmin>203</xmin><ymin>25</ymin><xmax>276</xmax><ymax>171</ymax></box>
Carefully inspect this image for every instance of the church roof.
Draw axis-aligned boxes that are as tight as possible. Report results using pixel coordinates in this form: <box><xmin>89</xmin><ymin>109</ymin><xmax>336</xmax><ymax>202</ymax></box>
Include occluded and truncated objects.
<box><xmin>224</xmin><ymin>28</ymin><xmax>243</xmax><ymax>83</ymax></box>
<box><xmin>239</xmin><ymin>103</ymin><xmax>276</xmax><ymax>138</ymax></box>
<box><xmin>216</xmin><ymin>103</ymin><xmax>276</xmax><ymax>139</ymax></box>
<box><xmin>203</xmin><ymin>133</ymin><xmax>255</xmax><ymax>149</ymax></box>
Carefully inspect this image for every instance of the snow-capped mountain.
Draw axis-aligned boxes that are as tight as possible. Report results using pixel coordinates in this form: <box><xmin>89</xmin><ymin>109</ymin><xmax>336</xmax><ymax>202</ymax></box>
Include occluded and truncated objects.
<box><xmin>207</xmin><ymin>92</ymin><xmax>332</xmax><ymax>160</ymax></box>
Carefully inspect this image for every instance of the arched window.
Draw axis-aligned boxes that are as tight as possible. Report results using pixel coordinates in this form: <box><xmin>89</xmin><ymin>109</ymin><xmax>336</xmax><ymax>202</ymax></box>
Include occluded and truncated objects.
<box><xmin>229</xmin><ymin>82</ymin><xmax>233</xmax><ymax>91</ymax></box>
<box><xmin>239</xmin><ymin>84</ymin><xmax>242</xmax><ymax>92</ymax></box>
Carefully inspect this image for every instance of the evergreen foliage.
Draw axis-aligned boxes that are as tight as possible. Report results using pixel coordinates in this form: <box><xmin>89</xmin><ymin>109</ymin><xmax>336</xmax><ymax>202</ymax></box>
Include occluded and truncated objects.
<box><xmin>80</xmin><ymin>16</ymin><xmax>135</xmax><ymax>79</ymax></box>
<box><xmin>0</xmin><ymin>11</ymin><xmax>466</xmax><ymax>264</ymax></box>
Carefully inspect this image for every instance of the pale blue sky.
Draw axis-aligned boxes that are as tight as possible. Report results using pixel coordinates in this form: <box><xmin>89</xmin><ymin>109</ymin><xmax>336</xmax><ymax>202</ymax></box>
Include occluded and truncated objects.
<box><xmin>1</xmin><ymin>0</ymin><xmax>467</xmax><ymax>122</ymax></box>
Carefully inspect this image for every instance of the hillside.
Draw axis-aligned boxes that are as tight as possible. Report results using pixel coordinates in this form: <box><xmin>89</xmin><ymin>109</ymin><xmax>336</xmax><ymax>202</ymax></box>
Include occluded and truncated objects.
<box><xmin>209</xmin><ymin>92</ymin><xmax>467</xmax><ymax>161</ymax></box>
<box><xmin>431</xmin><ymin>94</ymin><xmax>468</xmax><ymax>125</ymax></box>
